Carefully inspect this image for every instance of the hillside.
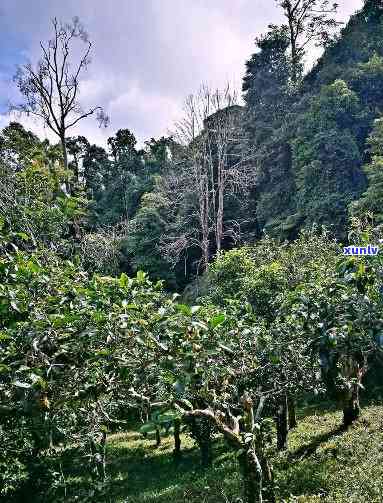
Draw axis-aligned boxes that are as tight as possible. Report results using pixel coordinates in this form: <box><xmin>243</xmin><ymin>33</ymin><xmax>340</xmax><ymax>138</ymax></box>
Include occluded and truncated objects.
<box><xmin>3</xmin><ymin>3</ymin><xmax>383</xmax><ymax>503</ymax></box>
<box><xmin>305</xmin><ymin>0</ymin><xmax>383</xmax><ymax>89</ymax></box>
<box><xmin>244</xmin><ymin>0</ymin><xmax>383</xmax><ymax>241</ymax></box>
<box><xmin>30</xmin><ymin>403</ymin><xmax>383</xmax><ymax>502</ymax></box>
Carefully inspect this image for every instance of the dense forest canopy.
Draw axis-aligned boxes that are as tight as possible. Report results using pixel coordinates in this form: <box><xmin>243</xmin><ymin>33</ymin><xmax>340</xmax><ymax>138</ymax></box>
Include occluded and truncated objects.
<box><xmin>1</xmin><ymin>2</ymin><xmax>383</xmax><ymax>502</ymax></box>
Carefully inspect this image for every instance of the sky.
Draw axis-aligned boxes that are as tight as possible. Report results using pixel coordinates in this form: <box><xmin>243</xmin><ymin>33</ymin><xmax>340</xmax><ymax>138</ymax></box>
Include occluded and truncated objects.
<box><xmin>0</xmin><ymin>0</ymin><xmax>364</xmax><ymax>148</ymax></box>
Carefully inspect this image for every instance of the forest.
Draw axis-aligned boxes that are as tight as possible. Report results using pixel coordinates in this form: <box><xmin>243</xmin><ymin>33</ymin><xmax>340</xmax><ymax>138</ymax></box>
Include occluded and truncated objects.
<box><xmin>1</xmin><ymin>1</ymin><xmax>383</xmax><ymax>502</ymax></box>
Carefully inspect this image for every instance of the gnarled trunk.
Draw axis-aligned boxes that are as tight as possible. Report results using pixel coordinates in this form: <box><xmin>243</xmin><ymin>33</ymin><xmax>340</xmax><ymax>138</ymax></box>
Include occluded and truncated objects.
<box><xmin>89</xmin><ymin>431</ymin><xmax>107</xmax><ymax>482</ymax></box>
<box><xmin>338</xmin><ymin>354</ymin><xmax>365</xmax><ymax>428</ymax></box>
<box><xmin>239</xmin><ymin>447</ymin><xmax>263</xmax><ymax>503</ymax></box>
<box><xmin>276</xmin><ymin>394</ymin><xmax>288</xmax><ymax>451</ymax></box>
<box><xmin>187</xmin><ymin>416</ymin><xmax>214</xmax><ymax>467</ymax></box>
<box><xmin>173</xmin><ymin>418</ymin><xmax>182</xmax><ymax>460</ymax></box>
<box><xmin>200</xmin><ymin>437</ymin><xmax>213</xmax><ymax>467</ymax></box>
<box><xmin>259</xmin><ymin>454</ymin><xmax>275</xmax><ymax>503</ymax></box>
<box><xmin>100</xmin><ymin>430</ymin><xmax>107</xmax><ymax>481</ymax></box>
<box><xmin>343</xmin><ymin>386</ymin><xmax>360</xmax><ymax>428</ymax></box>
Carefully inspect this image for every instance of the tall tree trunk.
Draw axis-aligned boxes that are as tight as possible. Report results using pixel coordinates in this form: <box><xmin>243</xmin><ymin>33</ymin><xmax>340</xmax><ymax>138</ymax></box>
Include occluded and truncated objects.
<box><xmin>291</xmin><ymin>47</ymin><xmax>299</xmax><ymax>85</ymax></box>
<box><xmin>259</xmin><ymin>454</ymin><xmax>275</xmax><ymax>503</ymax></box>
<box><xmin>173</xmin><ymin>418</ymin><xmax>182</xmax><ymax>460</ymax></box>
<box><xmin>276</xmin><ymin>394</ymin><xmax>288</xmax><ymax>451</ymax></box>
<box><xmin>216</xmin><ymin>163</ymin><xmax>224</xmax><ymax>253</ymax></box>
<box><xmin>60</xmin><ymin>134</ymin><xmax>68</xmax><ymax>170</ymax></box>
<box><xmin>73</xmin><ymin>154</ymin><xmax>79</xmax><ymax>184</ymax></box>
<box><xmin>285</xmin><ymin>3</ymin><xmax>299</xmax><ymax>85</ymax></box>
<box><xmin>202</xmin><ymin>175</ymin><xmax>210</xmax><ymax>271</ymax></box>
<box><xmin>60</xmin><ymin>133</ymin><xmax>70</xmax><ymax>193</ymax></box>
<box><xmin>198</xmin><ymin>171</ymin><xmax>210</xmax><ymax>272</ymax></box>
<box><xmin>287</xmin><ymin>394</ymin><xmax>297</xmax><ymax>429</ymax></box>
<box><xmin>239</xmin><ymin>447</ymin><xmax>263</xmax><ymax>503</ymax></box>
<box><xmin>201</xmin><ymin>237</ymin><xmax>209</xmax><ymax>274</ymax></box>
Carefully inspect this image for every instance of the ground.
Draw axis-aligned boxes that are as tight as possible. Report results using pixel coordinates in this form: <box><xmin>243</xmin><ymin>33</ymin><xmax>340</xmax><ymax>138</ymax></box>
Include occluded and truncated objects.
<box><xmin>36</xmin><ymin>403</ymin><xmax>383</xmax><ymax>502</ymax></box>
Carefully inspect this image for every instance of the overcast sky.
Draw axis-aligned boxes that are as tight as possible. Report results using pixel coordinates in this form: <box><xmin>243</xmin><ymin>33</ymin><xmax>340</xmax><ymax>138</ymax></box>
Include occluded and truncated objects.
<box><xmin>0</xmin><ymin>0</ymin><xmax>363</xmax><ymax>148</ymax></box>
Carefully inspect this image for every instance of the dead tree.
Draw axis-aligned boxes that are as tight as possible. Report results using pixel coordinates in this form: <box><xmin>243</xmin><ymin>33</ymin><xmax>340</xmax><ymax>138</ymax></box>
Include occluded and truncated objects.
<box><xmin>161</xmin><ymin>85</ymin><xmax>249</xmax><ymax>273</ymax></box>
<box><xmin>12</xmin><ymin>17</ymin><xmax>108</xmax><ymax>182</ymax></box>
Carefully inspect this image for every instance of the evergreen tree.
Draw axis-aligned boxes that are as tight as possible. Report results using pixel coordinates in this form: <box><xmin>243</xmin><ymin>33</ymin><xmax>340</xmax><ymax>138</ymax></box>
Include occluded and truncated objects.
<box><xmin>350</xmin><ymin>117</ymin><xmax>383</xmax><ymax>223</ymax></box>
<box><xmin>243</xmin><ymin>25</ymin><xmax>291</xmax><ymax>147</ymax></box>
<box><xmin>0</xmin><ymin>122</ymin><xmax>40</xmax><ymax>169</ymax></box>
<box><xmin>242</xmin><ymin>26</ymin><xmax>297</xmax><ymax>238</ymax></box>
<box><xmin>292</xmin><ymin>80</ymin><xmax>365</xmax><ymax>236</ymax></box>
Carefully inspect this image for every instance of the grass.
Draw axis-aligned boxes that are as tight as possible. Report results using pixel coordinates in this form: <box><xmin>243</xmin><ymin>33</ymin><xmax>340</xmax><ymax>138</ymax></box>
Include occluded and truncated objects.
<box><xmin>49</xmin><ymin>430</ymin><xmax>242</xmax><ymax>503</ymax></box>
<box><xmin>38</xmin><ymin>403</ymin><xmax>383</xmax><ymax>502</ymax></box>
<box><xmin>275</xmin><ymin>403</ymin><xmax>383</xmax><ymax>502</ymax></box>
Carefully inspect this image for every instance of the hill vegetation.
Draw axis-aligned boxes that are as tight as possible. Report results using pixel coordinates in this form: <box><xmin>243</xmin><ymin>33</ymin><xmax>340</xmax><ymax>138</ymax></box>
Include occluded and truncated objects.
<box><xmin>28</xmin><ymin>403</ymin><xmax>383</xmax><ymax>502</ymax></box>
<box><xmin>1</xmin><ymin>2</ymin><xmax>383</xmax><ymax>502</ymax></box>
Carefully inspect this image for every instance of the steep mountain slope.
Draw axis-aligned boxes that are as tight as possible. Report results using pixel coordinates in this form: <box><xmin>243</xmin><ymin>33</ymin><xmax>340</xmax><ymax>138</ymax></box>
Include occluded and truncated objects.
<box><xmin>245</xmin><ymin>0</ymin><xmax>383</xmax><ymax>240</ymax></box>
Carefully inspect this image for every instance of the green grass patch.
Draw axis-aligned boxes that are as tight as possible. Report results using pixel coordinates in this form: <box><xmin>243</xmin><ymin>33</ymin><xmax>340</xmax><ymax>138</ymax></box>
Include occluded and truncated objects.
<box><xmin>35</xmin><ymin>404</ymin><xmax>383</xmax><ymax>502</ymax></box>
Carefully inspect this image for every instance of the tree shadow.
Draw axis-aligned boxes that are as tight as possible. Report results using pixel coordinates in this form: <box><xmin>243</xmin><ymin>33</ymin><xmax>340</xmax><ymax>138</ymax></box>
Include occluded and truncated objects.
<box><xmin>295</xmin><ymin>401</ymin><xmax>339</xmax><ymax>421</ymax></box>
<box><xmin>46</xmin><ymin>434</ymin><xmax>240</xmax><ymax>503</ymax></box>
<box><xmin>287</xmin><ymin>425</ymin><xmax>345</xmax><ymax>461</ymax></box>
<box><xmin>273</xmin><ymin>423</ymin><xmax>347</xmax><ymax>500</ymax></box>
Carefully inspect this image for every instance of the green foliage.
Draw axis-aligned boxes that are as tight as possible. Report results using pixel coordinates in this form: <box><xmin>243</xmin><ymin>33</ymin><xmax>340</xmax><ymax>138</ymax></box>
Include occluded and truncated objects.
<box><xmin>207</xmin><ymin>247</ymin><xmax>257</xmax><ymax>301</ymax></box>
<box><xmin>291</xmin><ymin>80</ymin><xmax>364</xmax><ymax>237</ymax></box>
<box><xmin>205</xmin><ymin>229</ymin><xmax>339</xmax><ymax>320</ymax></box>
<box><xmin>79</xmin><ymin>230</ymin><xmax>122</xmax><ymax>276</ymax></box>
<box><xmin>123</xmin><ymin>192</ymin><xmax>177</xmax><ymax>286</ymax></box>
<box><xmin>0</xmin><ymin>151</ymin><xmax>87</xmax><ymax>250</ymax></box>
<box><xmin>107</xmin><ymin>128</ymin><xmax>137</xmax><ymax>162</ymax></box>
<box><xmin>243</xmin><ymin>25</ymin><xmax>291</xmax><ymax>146</ymax></box>
<box><xmin>0</xmin><ymin>122</ymin><xmax>41</xmax><ymax>168</ymax></box>
<box><xmin>349</xmin><ymin>52</ymin><xmax>383</xmax><ymax>113</ymax></box>
<box><xmin>242</xmin><ymin>2</ymin><xmax>383</xmax><ymax>241</ymax></box>
<box><xmin>3</xmin><ymin>4</ymin><xmax>383</xmax><ymax>501</ymax></box>
<box><xmin>242</xmin><ymin>25</ymin><xmax>296</xmax><ymax>239</ymax></box>
<box><xmin>351</xmin><ymin>117</ymin><xmax>383</xmax><ymax>223</ymax></box>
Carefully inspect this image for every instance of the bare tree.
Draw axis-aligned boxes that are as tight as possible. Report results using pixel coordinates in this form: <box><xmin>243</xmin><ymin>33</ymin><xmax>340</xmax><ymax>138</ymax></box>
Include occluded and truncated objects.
<box><xmin>12</xmin><ymin>17</ymin><xmax>108</xmax><ymax>178</ymax></box>
<box><xmin>160</xmin><ymin>85</ymin><xmax>249</xmax><ymax>273</ymax></box>
<box><xmin>276</xmin><ymin>0</ymin><xmax>340</xmax><ymax>82</ymax></box>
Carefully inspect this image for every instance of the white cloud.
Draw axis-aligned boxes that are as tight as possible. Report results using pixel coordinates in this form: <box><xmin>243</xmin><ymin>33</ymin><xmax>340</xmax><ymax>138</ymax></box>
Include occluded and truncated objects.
<box><xmin>0</xmin><ymin>0</ymin><xmax>364</xmax><ymax>147</ymax></box>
